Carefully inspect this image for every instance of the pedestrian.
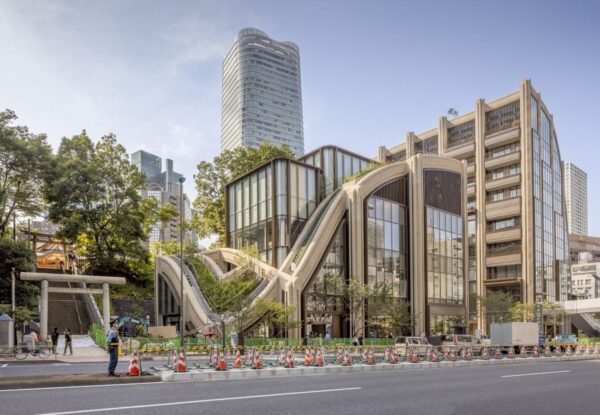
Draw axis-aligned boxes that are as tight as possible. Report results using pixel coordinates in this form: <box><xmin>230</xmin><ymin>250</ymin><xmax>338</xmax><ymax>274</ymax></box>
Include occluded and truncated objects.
<box><xmin>106</xmin><ymin>319</ymin><xmax>120</xmax><ymax>377</ymax></box>
<box><xmin>63</xmin><ymin>329</ymin><xmax>73</xmax><ymax>355</ymax></box>
<box><xmin>325</xmin><ymin>330</ymin><xmax>331</xmax><ymax>340</ymax></box>
<box><xmin>352</xmin><ymin>335</ymin><xmax>358</xmax><ymax>347</ymax></box>
<box><xmin>51</xmin><ymin>328</ymin><xmax>59</xmax><ymax>354</ymax></box>
<box><xmin>358</xmin><ymin>334</ymin><xmax>363</xmax><ymax>346</ymax></box>
<box><xmin>302</xmin><ymin>334</ymin><xmax>309</xmax><ymax>346</ymax></box>
<box><xmin>230</xmin><ymin>330</ymin><xmax>238</xmax><ymax>348</ymax></box>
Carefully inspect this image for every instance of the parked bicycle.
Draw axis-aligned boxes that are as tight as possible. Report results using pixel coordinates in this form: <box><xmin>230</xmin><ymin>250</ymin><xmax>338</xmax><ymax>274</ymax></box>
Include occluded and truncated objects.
<box><xmin>12</xmin><ymin>345</ymin><xmax>52</xmax><ymax>360</ymax></box>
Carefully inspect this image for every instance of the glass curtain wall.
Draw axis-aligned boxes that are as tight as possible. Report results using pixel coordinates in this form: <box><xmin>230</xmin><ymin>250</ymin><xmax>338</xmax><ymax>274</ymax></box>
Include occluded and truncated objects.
<box><xmin>365</xmin><ymin>179</ymin><xmax>408</xmax><ymax>337</ymax></box>
<box><xmin>227</xmin><ymin>159</ymin><xmax>319</xmax><ymax>267</ymax></box>
<box><xmin>302</xmin><ymin>219</ymin><xmax>348</xmax><ymax>338</ymax></box>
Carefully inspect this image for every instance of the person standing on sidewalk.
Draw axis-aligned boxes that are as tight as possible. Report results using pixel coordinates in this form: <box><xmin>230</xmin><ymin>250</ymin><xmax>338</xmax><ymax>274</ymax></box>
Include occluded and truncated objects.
<box><xmin>51</xmin><ymin>328</ymin><xmax>59</xmax><ymax>354</ymax></box>
<box><xmin>106</xmin><ymin>319</ymin><xmax>120</xmax><ymax>377</ymax></box>
<box><xmin>63</xmin><ymin>328</ymin><xmax>73</xmax><ymax>355</ymax></box>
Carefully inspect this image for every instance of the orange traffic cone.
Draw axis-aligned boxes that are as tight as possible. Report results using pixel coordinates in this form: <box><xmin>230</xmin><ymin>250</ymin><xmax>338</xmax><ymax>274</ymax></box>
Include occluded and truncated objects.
<box><xmin>465</xmin><ymin>347</ymin><xmax>473</xmax><ymax>361</ymax></box>
<box><xmin>494</xmin><ymin>347</ymin><xmax>502</xmax><ymax>359</ymax></box>
<box><xmin>533</xmin><ymin>346</ymin><xmax>539</xmax><ymax>357</ymax></box>
<box><xmin>286</xmin><ymin>348</ymin><xmax>295</xmax><ymax>368</ymax></box>
<box><xmin>310</xmin><ymin>348</ymin><xmax>316</xmax><ymax>365</ymax></box>
<box><xmin>233</xmin><ymin>350</ymin><xmax>242</xmax><ymax>368</ymax></box>
<box><xmin>253</xmin><ymin>349</ymin><xmax>262</xmax><ymax>369</ymax></box>
<box><xmin>424</xmin><ymin>348</ymin><xmax>431</xmax><ymax>361</ymax></box>
<box><xmin>449</xmin><ymin>349</ymin><xmax>457</xmax><ymax>362</ymax></box>
<box><xmin>316</xmin><ymin>349</ymin><xmax>324</xmax><ymax>367</ymax></box>
<box><xmin>177</xmin><ymin>349</ymin><xmax>187</xmax><ymax>373</ymax></box>
<box><xmin>544</xmin><ymin>346</ymin><xmax>551</xmax><ymax>357</ymax></box>
<box><xmin>508</xmin><ymin>347</ymin><xmax>515</xmax><ymax>358</ymax></box>
<box><xmin>344</xmin><ymin>349</ymin><xmax>352</xmax><ymax>366</ymax></box>
<box><xmin>366</xmin><ymin>349</ymin><xmax>375</xmax><ymax>365</ymax></box>
<box><xmin>443</xmin><ymin>348</ymin><xmax>449</xmax><ymax>360</ymax></box>
<box><xmin>410</xmin><ymin>348</ymin><xmax>420</xmax><ymax>363</ymax></box>
<box><xmin>217</xmin><ymin>351</ymin><xmax>227</xmax><ymax>371</ymax></box>
<box><xmin>390</xmin><ymin>349</ymin><xmax>399</xmax><ymax>364</ymax></box>
<box><xmin>304</xmin><ymin>349</ymin><xmax>311</xmax><ymax>366</ymax></box>
<box><xmin>245</xmin><ymin>348</ymin><xmax>255</xmax><ymax>367</ymax></box>
<box><xmin>128</xmin><ymin>350</ymin><xmax>141</xmax><ymax>376</ymax></box>
<box><xmin>481</xmin><ymin>348</ymin><xmax>490</xmax><ymax>360</ymax></box>
<box><xmin>429</xmin><ymin>349</ymin><xmax>439</xmax><ymax>363</ymax></box>
<box><xmin>519</xmin><ymin>347</ymin><xmax>527</xmax><ymax>358</ymax></box>
<box><xmin>278</xmin><ymin>348</ymin><xmax>286</xmax><ymax>366</ymax></box>
<box><xmin>566</xmin><ymin>345</ymin><xmax>573</xmax><ymax>356</ymax></box>
<box><xmin>362</xmin><ymin>349</ymin><xmax>368</xmax><ymax>362</ymax></box>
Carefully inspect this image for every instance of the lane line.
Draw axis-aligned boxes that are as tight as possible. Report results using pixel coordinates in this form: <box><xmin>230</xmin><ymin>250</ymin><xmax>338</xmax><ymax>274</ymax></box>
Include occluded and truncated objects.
<box><xmin>501</xmin><ymin>370</ymin><xmax>570</xmax><ymax>378</ymax></box>
<box><xmin>0</xmin><ymin>381</ymin><xmax>168</xmax><ymax>393</ymax></box>
<box><xmin>1</xmin><ymin>364</ymin><xmax>7</xmax><ymax>368</ymax></box>
<box><xmin>34</xmin><ymin>387</ymin><xmax>362</xmax><ymax>415</ymax></box>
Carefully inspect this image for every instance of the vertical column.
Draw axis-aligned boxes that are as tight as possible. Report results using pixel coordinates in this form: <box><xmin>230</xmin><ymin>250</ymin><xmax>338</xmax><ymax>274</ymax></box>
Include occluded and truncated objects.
<box><xmin>102</xmin><ymin>283</ymin><xmax>110</xmax><ymax>333</ymax></box>
<box><xmin>438</xmin><ymin>117</ymin><xmax>448</xmax><ymax>156</ymax></box>
<box><xmin>474</xmin><ymin>98</ymin><xmax>487</xmax><ymax>333</ymax></box>
<box><xmin>40</xmin><ymin>280</ymin><xmax>48</xmax><ymax>341</ymax></box>
<box><xmin>406</xmin><ymin>132</ymin><xmax>416</xmax><ymax>158</ymax></box>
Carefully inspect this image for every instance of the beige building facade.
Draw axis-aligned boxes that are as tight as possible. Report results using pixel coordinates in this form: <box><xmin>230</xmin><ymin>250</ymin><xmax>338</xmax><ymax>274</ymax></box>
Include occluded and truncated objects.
<box><xmin>378</xmin><ymin>80</ymin><xmax>570</xmax><ymax>333</ymax></box>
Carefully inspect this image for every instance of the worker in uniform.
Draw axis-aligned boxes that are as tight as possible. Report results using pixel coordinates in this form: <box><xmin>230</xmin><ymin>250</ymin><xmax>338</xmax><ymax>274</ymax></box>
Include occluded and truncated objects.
<box><xmin>106</xmin><ymin>319</ymin><xmax>120</xmax><ymax>377</ymax></box>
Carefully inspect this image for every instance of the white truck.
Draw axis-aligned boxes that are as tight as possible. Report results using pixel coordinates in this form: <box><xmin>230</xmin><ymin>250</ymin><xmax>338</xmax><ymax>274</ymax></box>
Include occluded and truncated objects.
<box><xmin>490</xmin><ymin>322</ymin><xmax>539</xmax><ymax>352</ymax></box>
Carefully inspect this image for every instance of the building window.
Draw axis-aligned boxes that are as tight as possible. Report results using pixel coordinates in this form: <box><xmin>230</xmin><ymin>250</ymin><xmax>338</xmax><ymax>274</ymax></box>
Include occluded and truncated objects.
<box><xmin>447</xmin><ymin>120</ymin><xmax>475</xmax><ymax>149</ymax></box>
<box><xmin>485</xmin><ymin>101</ymin><xmax>520</xmax><ymax>134</ymax></box>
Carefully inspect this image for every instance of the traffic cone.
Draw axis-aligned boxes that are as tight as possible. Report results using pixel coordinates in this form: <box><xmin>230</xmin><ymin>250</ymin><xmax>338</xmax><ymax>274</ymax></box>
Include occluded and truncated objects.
<box><xmin>519</xmin><ymin>347</ymin><xmax>527</xmax><ymax>358</ymax></box>
<box><xmin>554</xmin><ymin>346</ymin><xmax>562</xmax><ymax>356</ymax></box>
<box><xmin>465</xmin><ymin>347</ymin><xmax>473</xmax><ymax>361</ymax></box>
<box><xmin>544</xmin><ymin>346</ymin><xmax>551</xmax><ymax>357</ymax></box>
<box><xmin>336</xmin><ymin>348</ymin><xmax>343</xmax><ymax>364</ymax></box>
<box><xmin>304</xmin><ymin>349</ymin><xmax>311</xmax><ymax>366</ymax></box>
<box><xmin>481</xmin><ymin>348</ymin><xmax>490</xmax><ymax>360</ymax></box>
<box><xmin>410</xmin><ymin>348</ymin><xmax>420</xmax><ymax>363</ymax></box>
<box><xmin>533</xmin><ymin>346</ymin><xmax>539</xmax><ymax>357</ymax></box>
<box><xmin>424</xmin><ymin>348</ymin><xmax>431</xmax><ymax>362</ymax></box>
<box><xmin>362</xmin><ymin>349</ymin><xmax>368</xmax><ymax>362</ymax></box>
<box><xmin>286</xmin><ymin>348</ymin><xmax>295</xmax><ymax>368</ymax></box>
<box><xmin>278</xmin><ymin>348</ymin><xmax>286</xmax><ymax>366</ymax></box>
<box><xmin>508</xmin><ymin>347</ymin><xmax>515</xmax><ymax>358</ymax></box>
<box><xmin>316</xmin><ymin>349</ymin><xmax>324</xmax><ymax>367</ymax></box>
<box><xmin>494</xmin><ymin>347</ymin><xmax>502</xmax><ymax>359</ymax></box>
<box><xmin>233</xmin><ymin>350</ymin><xmax>242</xmax><ymax>368</ymax></box>
<box><xmin>366</xmin><ymin>349</ymin><xmax>375</xmax><ymax>365</ymax></box>
<box><xmin>383</xmin><ymin>347</ymin><xmax>390</xmax><ymax>362</ymax></box>
<box><xmin>211</xmin><ymin>348</ymin><xmax>218</xmax><ymax>368</ymax></box>
<box><xmin>177</xmin><ymin>349</ymin><xmax>187</xmax><ymax>373</ymax></box>
<box><xmin>344</xmin><ymin>349</ymin><xmax>352</xmax><ymax>366</ymax></box>
<box><xmin>450</xmin><ymin>349</ymin><xmax>457</xmax><ymax>361</ymax></box>
<box><xmin>443</xmin><ymin>347</ymin><xmax>449</xmax><ymax>361</ymax></box>
<box><xmin>566</xmin><ymin>345</ymin><xmax>572</xmax><ymax>356</ymax></box>
<box><xmin>245</xmin><ymin>348</ymin><xmax>255</xmax><ymax>367</ymax></box>
<box><xmin>310</xmin><ymin>348</ymin><xmax>316</xmax><ymax>365</ymax></box>
<box><xmin>390</xmin><ymin>349</ymin><xmax>399</xmax><ymax>364</ymax></box>
<box><xmin>128</xmin><ymin>350</ymin><xmax>141</xmax><ymax>376</ymax></box>
<box><xmin>217</xmin><ymin>351</ymin><xmax>227</xmax><ymax>371</ymax></box>
<box><xmin>594</xmin><ymin>343</ymin><xmax>600</xmax><ymax>355</ymax></box>
<box><xmin>430</xmin><ymin>348</ymin><xmax>439</xmax><ymax>363</ymax></box>
<box><xmin>253</xmin><ymin>349</ymin><xmax>262</xmax><ymax>369</ymax></box>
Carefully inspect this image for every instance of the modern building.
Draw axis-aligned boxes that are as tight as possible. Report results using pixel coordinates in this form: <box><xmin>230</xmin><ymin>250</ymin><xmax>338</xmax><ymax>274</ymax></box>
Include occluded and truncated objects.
<box><xmin>131</xmin><ymin>150</ymin><xmax>194</xmax><ymax>245</ymax></box>
<box><xmin>221</xmin><ymin>28</ymin><xmax>304</xmax><ymax>157</ymax></box>
<box><xmin>571</xmin><ymin>256</ymin><xmax>600</xmax><ymax>300</ymax></box>
<box><xmin>569</xmin><ymin>234</ymin><xmax>600</xmax><ymax>264</ymax></box>
<box><xmin>562</xmin><ymin>162</ymin><xmax>588</xmax><ymax>236</ymax></box>
<box><xmin>378</xmin><ymin>80</ymin><xmax>570</xmax><ymax>333</ymax></box>
<box><xmin>223</xmin><ymin>147</ymin><xmax>468</xmax><ymax>337</ymax></box>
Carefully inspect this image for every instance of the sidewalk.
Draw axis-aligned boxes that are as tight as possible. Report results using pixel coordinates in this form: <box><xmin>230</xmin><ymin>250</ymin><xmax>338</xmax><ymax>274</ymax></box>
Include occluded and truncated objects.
<box><xmin>20</xmin><ymin>335</ymin><xmax>109</xmax><ymax>363</ymax></box>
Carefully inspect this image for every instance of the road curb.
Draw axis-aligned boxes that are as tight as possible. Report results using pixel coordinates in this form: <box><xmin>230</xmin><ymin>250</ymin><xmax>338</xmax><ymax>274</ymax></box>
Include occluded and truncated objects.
<box><xmin>160</xmin><ymin>355</ymin><xmax>600</xmax><ymax>382</ymax></box>
<box><xmin>0</xmin><ymin>373</ymin><xmax>161</xmax><ymax>390</ymax></box>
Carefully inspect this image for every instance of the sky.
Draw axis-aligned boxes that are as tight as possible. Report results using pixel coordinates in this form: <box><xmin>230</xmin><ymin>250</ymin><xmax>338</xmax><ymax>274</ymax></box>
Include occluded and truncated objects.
<box><xmin>1</xmin><ymin>0</ymin><xmax>600</xmax><ymax>233</ymax></box>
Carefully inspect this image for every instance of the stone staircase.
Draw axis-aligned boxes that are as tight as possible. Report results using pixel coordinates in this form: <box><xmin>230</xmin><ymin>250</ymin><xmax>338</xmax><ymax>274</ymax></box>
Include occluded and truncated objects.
<box><xmin>47</xmin><ymin>281</ymin><xmax>91</xmax><ymax>335</ymax></box>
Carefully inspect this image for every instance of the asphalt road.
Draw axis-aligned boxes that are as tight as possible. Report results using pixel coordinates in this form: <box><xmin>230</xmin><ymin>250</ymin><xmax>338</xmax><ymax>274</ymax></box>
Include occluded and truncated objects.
<box><xmin>0</xmin><ymin>357</ymin><xmax>204</xmax><ymax>377</ymax></box>
<box><xmin>1</xmin><ymin>360</ymin><xmax>599</xmax><ymax>415</ymax></box>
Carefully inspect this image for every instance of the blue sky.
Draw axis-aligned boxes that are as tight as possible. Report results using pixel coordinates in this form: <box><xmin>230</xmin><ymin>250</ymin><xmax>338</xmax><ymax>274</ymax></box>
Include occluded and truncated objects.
<box><xmin>1</xmin><ymin>0</ymin><xmax>599</xmax><ymax>233</ymax></box>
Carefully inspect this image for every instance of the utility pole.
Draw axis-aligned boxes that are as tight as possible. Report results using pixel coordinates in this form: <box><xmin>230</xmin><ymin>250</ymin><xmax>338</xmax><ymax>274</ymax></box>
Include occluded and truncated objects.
<box><xmin>178</xmin><ymin>176</ymin><xmax>185</xmax><ymax>352</ymax></box>
<box><xmin>11</xmin><ymin>268</ymin><xmax>16</xmax><ymax>312</ymax></box>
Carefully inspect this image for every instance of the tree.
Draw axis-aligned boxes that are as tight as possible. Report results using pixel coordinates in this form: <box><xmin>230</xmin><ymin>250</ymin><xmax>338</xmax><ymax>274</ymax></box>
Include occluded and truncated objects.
<box><xmin>193</xmin><ymin>143</ymin><xmax>293</xmax><ymax>245</ymax></box>
<box><xmin>45</xmin><ymin>132</ymin><xmax>155</xmax><ymax>281</ymax></box>
<box><xmin>510</xmin><ymin>302</ymin><xmax>535</xmax><ymax>322</ymax></box>
<box><xmin>0</xmin><ymin>238</ymin><xmax>38</xmax><ymax>311</ymax></box>
<box><xmin>479</xmin><ymin>291</ymin><xmax>515</xmax><ymax>324</ymax></box>
<box><xmin>0</xmin><ymin>110</ymin><xmax>52</xmax><ymax>236</ymax></box>
<box><xmin>447</xmin><ymin>108</ymin><xmax>459</xmax><ymax>118</ymax></box>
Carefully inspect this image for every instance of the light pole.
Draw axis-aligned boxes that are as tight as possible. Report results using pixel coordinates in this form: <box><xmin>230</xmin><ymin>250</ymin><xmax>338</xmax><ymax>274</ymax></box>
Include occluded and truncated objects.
<box><xmin>178</xmin><ymin>176</ymin><xmax>185</xmax><ymax>351</ymax></box>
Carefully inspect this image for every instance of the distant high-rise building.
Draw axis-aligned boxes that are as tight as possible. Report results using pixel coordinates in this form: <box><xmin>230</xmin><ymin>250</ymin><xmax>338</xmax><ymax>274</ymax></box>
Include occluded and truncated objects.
<box><xmin>131</xmin><ymin>150</ymin><xmax>195</xmax><ymax>246</ymax></box>
<box><xmin>221</xmin><ymin>28</ymin><xmax>304</xmax><ymax>157</ymax></box>
<box><xmin>563</xmin><ymin>162</ymin><xmax>588</xmax><ymax>235</ymax></box>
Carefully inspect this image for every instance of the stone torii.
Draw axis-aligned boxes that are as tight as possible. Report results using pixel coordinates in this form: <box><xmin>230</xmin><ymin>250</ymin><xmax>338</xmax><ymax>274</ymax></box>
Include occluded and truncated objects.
<box><xmin>20</xmin><ymin>272</ymin><xmax>126</xmax><ymax>340</ymax></box>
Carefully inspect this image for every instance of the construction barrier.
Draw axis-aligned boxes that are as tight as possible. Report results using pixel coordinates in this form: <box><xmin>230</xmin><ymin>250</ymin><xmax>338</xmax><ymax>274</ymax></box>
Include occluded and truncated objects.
<box><xmin>128</xmin><ymin>350</ymin><xmax>141</xmax><ymax>376</ymax></box>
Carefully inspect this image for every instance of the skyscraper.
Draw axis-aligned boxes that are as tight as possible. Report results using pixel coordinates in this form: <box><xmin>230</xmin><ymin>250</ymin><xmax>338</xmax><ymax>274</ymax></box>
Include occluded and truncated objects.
<box><xmin>563</xmin><ymin>162</ymin><xmax>588</xmax><ymax>236</ymax></box>
<box><xmin>221</xmin><ymin>28</ymin><xmax>304</xmax><ymax>157</ymax></box>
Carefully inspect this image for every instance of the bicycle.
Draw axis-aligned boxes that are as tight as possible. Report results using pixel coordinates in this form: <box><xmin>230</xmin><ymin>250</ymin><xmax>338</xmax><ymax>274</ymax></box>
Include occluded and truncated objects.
<box><xmin>14</xmin><ymin>344</ymin><xmax>52</xmax><ymax>360</ymax></box>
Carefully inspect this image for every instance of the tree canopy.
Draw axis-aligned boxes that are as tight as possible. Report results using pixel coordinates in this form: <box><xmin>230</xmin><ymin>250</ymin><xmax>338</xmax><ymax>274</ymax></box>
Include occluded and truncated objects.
<box><xmin>45</xmin><ymin>132</ymin><xmax>155</xmax><ymax>280</ymax></box>
<box><xmin>193</xmin><ymin>143</ymin><xmax>293</xmax><ymax>245</ymax></box>
<box><xmin>0</xmin><ymin>110</ymin><xmax>52</xmax><ymax>236</ymax></box>
<box><xmin>0</xmin><ymin>238</ymin><xmax>38</xmax><ymax>311</ymax></box>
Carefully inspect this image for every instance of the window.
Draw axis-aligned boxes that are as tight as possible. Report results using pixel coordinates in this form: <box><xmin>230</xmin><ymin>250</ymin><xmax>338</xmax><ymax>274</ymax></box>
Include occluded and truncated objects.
<box><xmin>485</xmin><ymin>101</ymin><xmax>520</xmax><ymax>134</ymax></box>
<box><xmin>448</xmin><ymin>120</ymin><xmax>475</xmax><ymax>148</ymax></box>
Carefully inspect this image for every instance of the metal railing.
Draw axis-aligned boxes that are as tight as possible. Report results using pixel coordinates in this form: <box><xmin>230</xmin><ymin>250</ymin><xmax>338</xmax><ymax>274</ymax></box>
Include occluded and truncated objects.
<box><xmin>487</xmin><ymin>219</ymin><xmax>522</xmax><ymax>232</ymax></box>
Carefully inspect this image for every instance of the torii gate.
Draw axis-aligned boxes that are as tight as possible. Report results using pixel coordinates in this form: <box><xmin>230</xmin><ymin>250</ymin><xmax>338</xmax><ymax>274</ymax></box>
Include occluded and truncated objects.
<box><xmin>20</xmin><ymin>272</ymin><xmax>126</xmax><ymax>340</ymax></box>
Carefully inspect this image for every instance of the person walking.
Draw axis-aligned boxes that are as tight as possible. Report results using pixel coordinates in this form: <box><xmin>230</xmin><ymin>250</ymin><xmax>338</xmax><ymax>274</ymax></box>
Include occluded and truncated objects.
<box><xmin>63</xmin><ymin>329</ymin><xmax>73</xmax><ymax>355</ymax></box>
<box><xmin>51</xmin><ymin>328</ymin><xmax>59</xmax><ymax>354</ymax></box>
<box><xmin>106</xmin><ymin>319</ymin><xmax>120</xmax><ymax>377</ymax></box>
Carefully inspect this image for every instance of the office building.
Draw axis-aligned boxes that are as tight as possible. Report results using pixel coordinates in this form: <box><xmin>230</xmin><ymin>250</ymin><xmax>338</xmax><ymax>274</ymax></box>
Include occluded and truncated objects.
<box><xmin>563</xmin><ymin>162</ymin><xmax>588</xmax><ymax>236</ymax></box>
<box><xmin>131</xmin><ymin>150</ymin><xmax>194</xmax><ymax>245</ymax></box>
<box><xmin>378</xmin><ymin>80</ymin><xmax>570</xmax><ymax>333</ymax></box>
<box><xmin>221</xmin><ymin>28</ymin><xmax>304</xmax><ymax>157</ymax></box>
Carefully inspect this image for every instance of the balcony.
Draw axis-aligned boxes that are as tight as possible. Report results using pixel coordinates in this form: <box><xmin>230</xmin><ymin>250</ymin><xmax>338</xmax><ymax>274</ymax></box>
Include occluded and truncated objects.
<box><xmin>485</xmin><ymin>173</ymin><xmax>521</xmax><ymax>192</ymax></box>
<box><xmin>486</xmin><ymin>196</ymin><xmax>521</xmax><ymax>220</ymax></box>
<box><xmin>467</xmin><ymin>183</ymin><xmax>476</xmax><ymax>197</ymax></box>
<box><xmin>484</xmin><ymin>125</ymin><xmax>520</xmax><ymax>148</ymax></box>
<box><xmin>445</xmin><ymin>141</ymin><xmax>475</xmax><ymax>159</ymax></box>
<box><xmin>486</xmin><ymin>221</ymin><xmax>522</xmax><ymax>244</ymax></box>
<box><xmin>486</xmin><ymin>250</ymin><xmax>522</xmax><ymax>267</ymax></box>
<box><xmin>467</xmin><ymin>163</ymin><xmax>476</xmax><ymax>176</ymax></box>
<box><xmin>484</xmin><ymin>151</ymin><xmax>521</xmax><ymax>170</ymax></box>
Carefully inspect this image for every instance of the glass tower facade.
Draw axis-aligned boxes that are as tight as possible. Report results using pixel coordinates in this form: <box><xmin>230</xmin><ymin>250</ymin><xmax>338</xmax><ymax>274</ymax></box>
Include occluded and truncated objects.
<box><xmin>221</xmin><ymin>28</ymin><xmax>304</xmax><ymax>157</ymax></box>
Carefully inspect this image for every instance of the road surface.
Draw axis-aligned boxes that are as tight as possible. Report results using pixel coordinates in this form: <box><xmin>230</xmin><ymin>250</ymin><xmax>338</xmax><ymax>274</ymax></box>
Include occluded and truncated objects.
<box><xmin>1</xmin><ymin>360</ymin><xmax>597</xmax><ymax>415</ymax></box>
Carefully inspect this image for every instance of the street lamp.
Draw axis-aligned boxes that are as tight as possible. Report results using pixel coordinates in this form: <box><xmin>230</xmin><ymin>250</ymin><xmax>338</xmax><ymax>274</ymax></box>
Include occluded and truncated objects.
<box><xmin>178</xmin><ymin>176</ymin><xmax>185</xmax><ymax>351</ymax></box>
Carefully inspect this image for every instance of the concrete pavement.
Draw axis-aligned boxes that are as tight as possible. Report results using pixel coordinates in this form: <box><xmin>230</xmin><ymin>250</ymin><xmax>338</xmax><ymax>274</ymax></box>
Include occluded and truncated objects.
<box><xmin>0</xmin><ymin>359</ymin><xmax>598</xmax><ymax>415</ymax></box>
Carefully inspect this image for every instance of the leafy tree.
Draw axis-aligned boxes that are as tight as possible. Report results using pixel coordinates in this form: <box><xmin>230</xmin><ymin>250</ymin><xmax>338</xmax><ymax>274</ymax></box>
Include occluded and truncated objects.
<box><xmin>510</xmin><ymin>302</ymin><xmax>535</xmax><ymax>322</ymax></box>
<box><xmin>45</xmin><ymin>132</ymin><xmax>154</xmax><ymax>281</ymax></box>
<box><xmin>193</xmin><ymin>143</ymin><xmax>293</xmax><ymax>245</ymax></box>
<box><xmin>0</xmin><ymin>110</ymin><xmax>52</xmax><ymax>236</ymax></box>
<box><xmin>479</xmin><ymin>291</ymin><xmax>515</xmax><ymax>324</ymax></box>
<box><xmin>0</xmin><ymin>238</ymin><xmax>38</xmax><ymax>311</ymax></box>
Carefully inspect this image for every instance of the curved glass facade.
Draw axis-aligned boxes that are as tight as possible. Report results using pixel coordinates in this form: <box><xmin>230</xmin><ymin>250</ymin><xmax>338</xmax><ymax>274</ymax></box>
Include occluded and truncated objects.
<box><xmin>221</xmin><ymin>28</ymin><xmax>304</xmax><ymax>156</ymax></box>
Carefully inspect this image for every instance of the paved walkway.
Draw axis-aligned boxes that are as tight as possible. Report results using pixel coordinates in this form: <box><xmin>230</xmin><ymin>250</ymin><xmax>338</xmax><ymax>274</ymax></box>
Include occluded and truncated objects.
<box><xmin>25</xmin><ymin>335</ymin><xmax>109</xmax><ymax>363</ymax></box>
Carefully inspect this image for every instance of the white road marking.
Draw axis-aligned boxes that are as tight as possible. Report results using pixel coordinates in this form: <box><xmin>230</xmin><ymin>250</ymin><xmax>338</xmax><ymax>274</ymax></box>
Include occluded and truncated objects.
<box><xmin>1</xmin><ymin>364</ymin><xmax>7</xmax><ymax>368</ymax></box>
<box><xmin>502</xmin><ymin>370</ymin><xmax>570</xmax><ymax>378</ymax></box>
<box><xmin>0</xmin><ymin>381</ymin><xmax>166</xmax><ymax>393</ymax></box>
<box><xmin>51</xmin><ymin>363</ymin><xmax>71</xmax><ymax>366</ymax></box>
<box><xmin>35</xmin><ymin>387</ymin><xmax>362</xmax><ymax>415</ymax></box>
